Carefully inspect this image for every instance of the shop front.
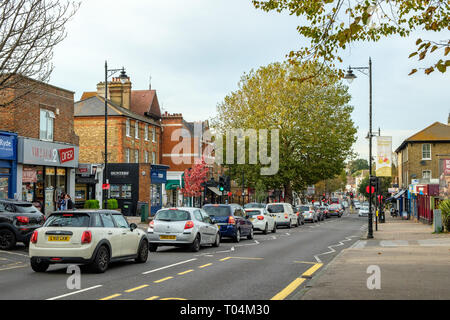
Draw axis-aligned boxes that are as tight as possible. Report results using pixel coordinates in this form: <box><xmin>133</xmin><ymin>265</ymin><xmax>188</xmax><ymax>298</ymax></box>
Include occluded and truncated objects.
<box><xmin>17</xmin><ymin>137</ymin><xmax>79</xmax><ymax>214</ymax></box>
<box><xmin>150</xmin><ymin>165</ymin><xmax>169</xmax><ymax>216</ymax></box>
<box><xmin>106</xmin><ymin>164</ymin><xmax>139</xmax><ymax>217</ymax></box>
<box><xmin>0</xmin><ymin>131</ymin><xmax>18</xmax><ymax>199</ymax></box>
<box><xmin>75</xmin><ymin>164</ymin><xmax>98</xmax><ymax>208</ymax></box>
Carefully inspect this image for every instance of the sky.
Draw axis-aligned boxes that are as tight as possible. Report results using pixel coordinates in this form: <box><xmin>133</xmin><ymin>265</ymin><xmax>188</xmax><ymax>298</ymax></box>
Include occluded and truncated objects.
<box><xmin>49</xmin><ymin>0</ymin><xmax>450</xmax><ymax>162</ymax></box>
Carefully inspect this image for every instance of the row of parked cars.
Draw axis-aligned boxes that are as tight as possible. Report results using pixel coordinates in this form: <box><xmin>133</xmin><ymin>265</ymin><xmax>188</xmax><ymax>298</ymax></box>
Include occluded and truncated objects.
<box><xmin>0</xmin><ymin>198</ymin><xmax>346</xmax><ymax>274</ymax></box>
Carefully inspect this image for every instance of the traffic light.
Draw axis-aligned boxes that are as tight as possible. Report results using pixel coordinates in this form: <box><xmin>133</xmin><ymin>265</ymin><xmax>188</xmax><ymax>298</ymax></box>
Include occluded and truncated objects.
<box><xmin>370</xmin><ymin>176</ymin><xmax>378</xmax><ymax>193</ymax></box>
<box><xmin>218</xmin><ymin>176</ymin><xmax>225</xmax><ymax>192</ymax></box>
<box><xmin>224</xmin><ymin>176</ymin><xmax>231</xmax><ymax>192</ymax></box>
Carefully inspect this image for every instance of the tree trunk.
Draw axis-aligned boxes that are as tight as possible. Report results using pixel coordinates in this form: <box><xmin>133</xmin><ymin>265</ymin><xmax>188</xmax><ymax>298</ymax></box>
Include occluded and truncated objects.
<box><xmin>284</xmin><ymin>183</ymin><xmax>293</xmax><ymax>204</ymax></box>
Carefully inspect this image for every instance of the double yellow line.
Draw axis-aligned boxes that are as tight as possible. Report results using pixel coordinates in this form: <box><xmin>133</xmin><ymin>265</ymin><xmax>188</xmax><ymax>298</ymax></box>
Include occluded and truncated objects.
<box><xmin>271</xmin><ymin>263</ymin><xmax>323</xmax><ymax>300</ymax></box>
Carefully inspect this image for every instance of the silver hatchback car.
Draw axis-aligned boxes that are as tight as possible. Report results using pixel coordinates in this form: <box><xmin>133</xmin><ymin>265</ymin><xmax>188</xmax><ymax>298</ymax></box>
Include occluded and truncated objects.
<box><xmin>147</xmin><ymin>207</ymin><xmax>220</xmax><ymax>252</ymax></box>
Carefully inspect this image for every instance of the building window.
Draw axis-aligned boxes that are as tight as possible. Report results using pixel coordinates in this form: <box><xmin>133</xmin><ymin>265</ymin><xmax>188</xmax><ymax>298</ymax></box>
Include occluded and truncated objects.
<box><xmin>40</xmin><ymin>109</ymin><xmax>54</xmax><ymax>141</ymax></box>
<box><xmin>145</xmin><ymin>124</ymin><xmax>149</xmax><ymax>141</ymax></box>
<box><xmin>135</xmin><ymin>149</ymin><xmax>139</xmax><ymax>163</ymax></box>
<box><xmin>423</xmin><ymin>170</ymin><xmax>431</xmax><ymax>180</ymax></box>
<box><xmin>152</xmin><ymin>127</ymin><xmax>156</xmax><ymax>142</ymax></box>
<box><xmin>144</xmin><ymin>151</ymin><xmax>149</xmax><ymax>163</ymax></box>
<box><xmin>135</xmin><ymin>121</ymin><xmax>139</xmax><ymax>139</ymax></box>
<box><xmin>125</xmin><ymin>149</ymin><xmax>130</xmax><ymax>163</ymax></box>
<box><xmin>152</xmin><ymin>151</ymin><xmax>156</xmax><ymax>164</ymax></box>
<box><xmin>126</xmin><ymin>119</ymin><xmax>130</xmax><ymax>137</ymax></box>
<box><xmin>422</xmin><ymin>144</ymin><xmax>431</xmax><ymax>160</ymax></box>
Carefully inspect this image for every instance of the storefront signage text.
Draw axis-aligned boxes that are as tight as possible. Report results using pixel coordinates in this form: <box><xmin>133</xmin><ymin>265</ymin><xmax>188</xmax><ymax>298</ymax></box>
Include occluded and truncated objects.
<box><xmin>0</xmin><ymin>135</ymin><xmax>15</xmax><ymax>159</ymax></box>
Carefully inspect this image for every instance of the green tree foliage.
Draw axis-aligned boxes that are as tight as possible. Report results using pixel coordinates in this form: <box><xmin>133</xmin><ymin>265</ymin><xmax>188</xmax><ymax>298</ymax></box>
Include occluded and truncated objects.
<box><xmin>213</xmin><ymin>61</ymin><xmax>357</xmax><ymax>203</ymax></box>
<box><xmin>348</xmin><ymin>159</ymin><xmax>369</xmax><ymax>174</ymax></box>
<box><xmin>252</xmin><ymin>0</ymin><xmax>450</xmax><ymax>76</ymax></box>
<box><xmin>255</xmin><ymin>180</ymin><xmax>268</xmax><ymax>203</ymax></box>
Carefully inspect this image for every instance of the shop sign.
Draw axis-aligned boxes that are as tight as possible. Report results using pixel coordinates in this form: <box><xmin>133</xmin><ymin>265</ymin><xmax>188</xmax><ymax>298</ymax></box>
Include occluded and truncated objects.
<box><xmin>22</xmin><ymin>168</ymin><xmax>37</xmax><ymax>183</ymax></box>
<box><xmin>110</xmin><ymin>171</ymin><xmax>130</xmax><ymax>177</ymax></box>
<box><xmin>0</xmin><ymin>134</ymin><xmax>15</xmax><ymax>160</ymax></box>
<box><xmin>18</xmin><ymin>138</ymin><xmax>79</xmax><ymax>168</ymax></box>
<box><xmin>59</xmin><ymin>148</ymin><xmax>75</xmax><ymax>163</ymax></box>
<box><xmin>77</xmin><ymin>164</ymin><xmax>92</xmax><ymax>177</ymax></box>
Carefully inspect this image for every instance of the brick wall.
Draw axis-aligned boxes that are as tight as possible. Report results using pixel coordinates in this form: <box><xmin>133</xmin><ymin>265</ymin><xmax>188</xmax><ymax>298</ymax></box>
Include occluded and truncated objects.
<box><xmin>139</xmin><ymin>164</ymin><xmax>151</xmax><ymax>203</ymax></box>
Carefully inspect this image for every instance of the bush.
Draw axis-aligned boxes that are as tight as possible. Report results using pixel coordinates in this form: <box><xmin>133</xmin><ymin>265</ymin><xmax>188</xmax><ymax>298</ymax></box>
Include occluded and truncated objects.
<box><xmin>84</xmin><ymin>199</ymin><xmax>100</xmax><ymax>209</ymax></box>
<box><xmin>107</xmin><ymin>199</ymin><xmax>119</xmax><ymax>209</ymax></box>
<box><xmin>438</xmin><ymin>199</ymin><xmax>450</xmax><ymax>232</ymax></box>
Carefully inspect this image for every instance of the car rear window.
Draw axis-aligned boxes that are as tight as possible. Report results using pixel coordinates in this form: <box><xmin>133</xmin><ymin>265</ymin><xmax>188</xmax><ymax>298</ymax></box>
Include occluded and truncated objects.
<box><xmin>155</xmin><ymin>210</ymin><xmax>191</xmax><ymax>221</ymax></box>
<box><xmin>244</xmin><ymin>203</ymin><xmax>265</xmax><ymax>209</ymax></box>
<box><xmin>245</xmin><ymin>210</ymin><xmax>263</xmax><ymax>216</ymax></box>
<box><xmin>203</xmin><ymin>206</ymin><xmax>231</xmax><ymax>217</ymax></box>
<box><xmin>44</xmin><ymin>213</ymin><xmax>90</xmax><ymax>227</ymax></box>
<box><xmin>15</xmin><ymin>204</ymin><xmax>40</xmax><ymax>213</ymax></box>
<box><xmin>267</xmin><ymin>204</ymin><xmax>284</xmax><ymax>213</ymax></box>
<box><xmin>298</xmin><ymin>206</ymin><xmax>310</xmax><ymax>211</ymax></box>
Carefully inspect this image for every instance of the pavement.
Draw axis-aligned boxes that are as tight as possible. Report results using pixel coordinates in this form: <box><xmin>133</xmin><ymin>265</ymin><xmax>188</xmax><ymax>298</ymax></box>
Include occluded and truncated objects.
<box><xmin>297</xmin><ymin>213</ymin><xmax>450</xmax><ymax>300</ymax></box>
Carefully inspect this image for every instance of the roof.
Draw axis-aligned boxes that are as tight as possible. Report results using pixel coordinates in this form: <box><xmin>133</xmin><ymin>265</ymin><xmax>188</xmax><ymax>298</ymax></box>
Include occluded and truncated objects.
<box><xmin>395</xmin><ymin>122</ymin><xmax>450</xmax><ymax>152</ymax></box>
<box><xmin>74</xmin><ymin>96</ymin><xmax>160</xmax><ymax>126</ymax></box>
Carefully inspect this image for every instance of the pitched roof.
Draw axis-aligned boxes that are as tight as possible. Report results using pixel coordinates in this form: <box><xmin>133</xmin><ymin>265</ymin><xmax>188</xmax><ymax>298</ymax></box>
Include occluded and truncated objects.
<box><xmin>395</xmin><ymin>122</ymin><xmax>450</xmax><ymax>152</ymax></box>
<box><xmin>74</xmin><ymin>96</ymin><xmax>160</xmax><ymax>126</ymax></box>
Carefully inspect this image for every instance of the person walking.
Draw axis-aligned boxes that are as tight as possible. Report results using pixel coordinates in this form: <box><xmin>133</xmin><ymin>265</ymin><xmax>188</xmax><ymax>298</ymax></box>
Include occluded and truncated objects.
<box><xmin>65</xmin><ymin>194</ymin><xmax>74</xmax><ymax>210</ymax></box>
<box><xmin>57</xmin><ymin>193</ymin><xmax>66</xmax><ymax>211</ymax></box>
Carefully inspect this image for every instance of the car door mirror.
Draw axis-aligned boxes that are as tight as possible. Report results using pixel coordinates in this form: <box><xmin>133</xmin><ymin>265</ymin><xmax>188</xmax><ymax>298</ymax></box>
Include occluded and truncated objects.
<box><xmin>130</xmin><ymin>223</ymin><xmax>138</xmax><ymax>231</ymax></box>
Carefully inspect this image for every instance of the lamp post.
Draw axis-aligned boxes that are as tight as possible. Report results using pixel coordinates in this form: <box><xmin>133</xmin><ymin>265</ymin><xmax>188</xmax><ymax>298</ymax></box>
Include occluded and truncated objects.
<box><xmin>103</xmin><ymin>61</ymin><xmax>128</xmax><ymax>209</ymax></box>
<box><xmin>344</xmin><ymin>57</ymin><xmax>375</xmax><ymax>239</ymax></box>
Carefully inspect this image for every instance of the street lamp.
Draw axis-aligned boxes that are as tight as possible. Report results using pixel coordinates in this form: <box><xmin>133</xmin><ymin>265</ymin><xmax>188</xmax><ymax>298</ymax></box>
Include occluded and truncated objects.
<box><xmin>103</xmin><ymin>61</ymin><xmax>128</xmax><ymax>209</ymax></box>
<box><xmin>344</xmin><ymin>57</ymin><xmax>375</xmax><ymax>239</ymax></box>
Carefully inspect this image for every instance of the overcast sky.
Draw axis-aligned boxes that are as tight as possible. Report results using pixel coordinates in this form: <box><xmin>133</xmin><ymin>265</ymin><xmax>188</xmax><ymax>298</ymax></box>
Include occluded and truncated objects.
<box><xmin>49</xmin><ymin>0</ymin><xmax>450</xmax><ymax>161</ymax></box>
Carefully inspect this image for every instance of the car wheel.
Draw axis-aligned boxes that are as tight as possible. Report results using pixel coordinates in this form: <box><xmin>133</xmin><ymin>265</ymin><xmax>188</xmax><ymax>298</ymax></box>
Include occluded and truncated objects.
<box><xmin>263</xmin><ymin>224</ymin><xmax>268</xmax><ymax>235</ymax></box>
<box><xmin>190</xmin><ymin>234</ymin><xmax>201</xmax><ymax>252</ymax></box>
<box><xmin>135</xmin><ymin>240</ymin><xmax>149</xmax><ymax>263</ymax></box>
<box><xmin>234</xmin><ymin>229</ymin><xmax>241</xmax><ymax>243</ymax></box>
<box><xmin>30</xmin><ymin>257</ymin><xmax>49</xmax><ymax>273</ymax></box>
<box><xmin>247</xmin><ymin>228</ymin><xmax>254</xmax><ymax>240</ymax></box>
<box><xmin>286</xmin><ymin>221</ymin><xmax>291</xmax><ymax>229</ymax></box>
<box><xmin>272</xmin><ymin>223</ymin><xmax>277</xmax><ymax>233</ymax></box>
<box><xmin>148</xmin><ymin>243</ymin><xmax>158</xmax><ymax>252</ymax></box>
<box><xmin>0</xmin><ymin>229</ymin><xmax>16</xmax><ymax>250</ymax></box>
<box><xmin>212</xmin><ymin>233</ymin><xmax>220</xmax><ymax>247</ymax></box>
<box><xmin>90</xmin><ymin>246</ymin><xmax>110</xmax><ymax>273</ymax></box>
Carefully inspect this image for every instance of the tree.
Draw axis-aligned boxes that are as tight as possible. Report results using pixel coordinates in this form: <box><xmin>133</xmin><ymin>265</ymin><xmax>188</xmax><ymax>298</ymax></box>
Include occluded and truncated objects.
<box><xmin>252</xmin><ymin>0</ymin><xmax>449</xmax><ymax>76</ymax></box>
<box><xmin>181</xmin><ymin>160</ymin><xmax>210</xmax><ymax>198</ymax></box>
<box><xmin>214</xmin><ymin>61</ymin><xmax>357</xmax><ymax>203</ymax></box>
<box><xmin>0</xmin><ymin>0</ymin><xmax>80</xmax><ymax>107</ymax></box>
<box><xmin>255</xmin><ymin>179</ymin><xmax>268</xmax><ymax>203</ymax></box>
<box><xmin>348</xmin><ymin>159</ymin><xmax>369</xmax><ymax>175</ymax></box>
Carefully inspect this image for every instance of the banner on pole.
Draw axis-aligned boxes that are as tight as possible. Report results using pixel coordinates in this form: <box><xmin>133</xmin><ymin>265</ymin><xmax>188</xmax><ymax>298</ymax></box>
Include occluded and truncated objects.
<box><xmin>376</xmin><ymin>136</ymin><xmax>392</xmax><ymax>177</ymax></box>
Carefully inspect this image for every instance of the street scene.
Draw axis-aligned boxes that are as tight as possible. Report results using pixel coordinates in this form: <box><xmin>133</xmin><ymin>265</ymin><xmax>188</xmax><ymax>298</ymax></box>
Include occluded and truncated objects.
<box><xmin>0</xmin><ymin>0</ymin><xmax>449</xmax><ymax>310</ymax></box>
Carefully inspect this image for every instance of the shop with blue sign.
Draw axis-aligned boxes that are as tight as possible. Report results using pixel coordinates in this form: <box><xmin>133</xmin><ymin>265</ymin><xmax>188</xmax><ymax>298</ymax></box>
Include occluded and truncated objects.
<box><xmin>0</xmin><ymin>131</ymin><xmax>18</xmax><ymax>199</ymax></box>
<box><xmin>150</xmin><ymin>164</ymin><xmax>169</xmax><ymax>216</ymax></box>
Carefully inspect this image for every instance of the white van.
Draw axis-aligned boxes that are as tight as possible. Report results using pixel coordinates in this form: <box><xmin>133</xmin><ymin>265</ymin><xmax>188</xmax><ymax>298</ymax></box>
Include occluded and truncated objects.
<box><xmin>266</xmin><ymin>203</ymin><xmax>298</xmax><ymax>228</ymax></box>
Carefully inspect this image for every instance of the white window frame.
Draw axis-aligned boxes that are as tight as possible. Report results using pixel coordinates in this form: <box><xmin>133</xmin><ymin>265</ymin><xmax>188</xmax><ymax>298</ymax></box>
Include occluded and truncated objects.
<box><xmin>422</xmin><ymin>144</ymin><xmax>431</xmax><ymax>160</ymax></box>
<box><xmin>152</xmin><ymin>127</ymin><xmax>156</xmax><ymax>142</ymax></box>
<box><xmin>422</xmin><ymin>170</ymin><xmax>432</xmax><ymax>180</ymax></box>
<box><xmin>145</xmin><ymin>124</ymin><xmax>149</xmax><ymax>141</ymax></box>
<box><xmin>135</xmin><ymin>121</ymin><xmax>139</xmax><ymax>139</ymax></box>
<box><xmin>144</xmin><ymin>151</ymin><xmax>149</xmax><ymax>163</ymax></box>
<box><xmin>40</xmin><ymin>109</ymin><xmax>55</xmax><ymax>141</ymax></box>
<box><xmin>125</xmin><ymin>148</ymin><xmax>130</xmax><ymax>163</ymax></box>
<box><xmin>135</xmin><ymin>149</ymin><xmax>139</xmax><ymax>163</ymax></box>
<box><xmin>126</xmin><ymin>119</ymin><xmax>131</xmax><ymax>137</ymax></box>
<box><xmin>152</xmin><ymin>151</ymin><xmax>156</xmax><ymax>164</ymax></box>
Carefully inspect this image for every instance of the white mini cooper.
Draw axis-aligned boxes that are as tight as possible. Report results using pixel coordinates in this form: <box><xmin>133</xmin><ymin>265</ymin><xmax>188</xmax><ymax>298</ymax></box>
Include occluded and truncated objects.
<box><xmin>29</xmin><ymin>210</ymin><xmax>149</xmax><ymax>273</ymax></box>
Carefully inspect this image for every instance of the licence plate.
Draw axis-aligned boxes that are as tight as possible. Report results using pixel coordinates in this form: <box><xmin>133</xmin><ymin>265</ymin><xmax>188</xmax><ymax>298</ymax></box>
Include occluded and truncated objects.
<box><xmin>249</xmin><ymin>218</ymin><xmax>254</xmax><ymax>222</ymax></box>
<box><xmin>160</xmin><ymin>235</ymin><xmax>176</xmax><ymax>240</ymax></box>
<box><xmin>48</xmin><ymin>235</ymin><xmax>70</xmax><ymax>242</ymax></box>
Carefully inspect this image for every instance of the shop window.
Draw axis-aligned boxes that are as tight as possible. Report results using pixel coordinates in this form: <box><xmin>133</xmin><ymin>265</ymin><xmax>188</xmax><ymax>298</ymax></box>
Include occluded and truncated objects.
<box><xmin>110</xmin><ymin>184</ymin><xmax>132</xmax><ymax>199</ymax></box>
<box><xmin>40</xmin><ymin>109</ymin><xmax>54</xmax><ymax>141</ymax></box>
<box><xmin>0</xmin><ymin>176</ymin><xmax>9</xmax><ymax>199</ymax></box>
<box><xmin>151</xmin><ymin>184</ymin><xmax>162</xmax><ymax>208</ymax></box>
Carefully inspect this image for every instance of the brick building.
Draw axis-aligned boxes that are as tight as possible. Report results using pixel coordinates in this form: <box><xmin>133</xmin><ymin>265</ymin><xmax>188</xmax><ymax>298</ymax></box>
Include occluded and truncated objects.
<box><xmin>0</xmin><ymin>76</ymin><xmax>79</xmax><ymax>214</ymax></box>
<box><xmin>74</xmin><ymin>76</ymin><xmax>168</xmax><ymax>215</ymax></box>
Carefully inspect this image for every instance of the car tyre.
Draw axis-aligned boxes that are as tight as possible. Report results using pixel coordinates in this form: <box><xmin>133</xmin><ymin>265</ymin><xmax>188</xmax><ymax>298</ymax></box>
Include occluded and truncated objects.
<box><xmin>234</xmin><ymin>228</ymin><xmax>241</xmax><ymax>243</ymax></box>
<box><xmin>212</xmin><ymin>233</ymin><xmax>220</xmax><ymax>247</ymax></box>
<box><xmin>0</xmin><ymin>229</ymin><xmax>16</xmax><ymax>250</ymax></box>
<box><xmin>90</xmin><ymin>246</ymin><xmax>110</xmax><ymax>273</ymax></box>
<box><xmin>263</xmin><ymin>224</ymin><xmax>268</xmax><ymax>235</ymax></box>
<box><xmin>272</xmin><ymin>223</ymin><xmax>277</xmax><ymax>233</ymax></box>
<box><xmin>190</xmin><ymin>234</ymin><xmax>201</xmax><ymax>252</ymax></box>
<box><xmin>247</xmin><ymin>228</ymin><xmax>254</xmax><ymax>240</ymax></box>
<box><xmin>148</xmin><ymin>243</ymin><xmax>158</xmax><ymax>252</ymax></box>
<box><xmin>30</xmin><ymin>257</ymin><xmax>49</xmax><ymax>273</ymax></box>
<box><xmin>135</xmin><ymin>240</ymin><xmax>149</xmax><ymax>263</ymax></box>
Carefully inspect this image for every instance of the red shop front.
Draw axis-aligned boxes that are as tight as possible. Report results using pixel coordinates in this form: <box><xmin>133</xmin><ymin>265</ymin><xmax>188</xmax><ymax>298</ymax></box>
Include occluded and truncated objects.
<box><xmin>417</xmin><ymin>184</ymin><xmax>440</xmax><ymax>224</ymax></box>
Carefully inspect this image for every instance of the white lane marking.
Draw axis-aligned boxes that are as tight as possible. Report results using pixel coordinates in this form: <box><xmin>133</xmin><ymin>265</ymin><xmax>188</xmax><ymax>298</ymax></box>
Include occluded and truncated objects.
<box><xmin>0</xmin><ymin>250</ymin><xmax>29</xmax><ymax>258</ymax></box>
<box><xmin>47</xmin><ymin>285</ymin><xmax>103</xmax><ymax>300</ymax></box>
<box><xmin>142</xmin><ymin>258</ymin><xmax>197</xmax><ymax>275</ymax></box>
<box><xmin>314</xmin><ymin>236</ymin><xmax>359</xmax><ymax>263</ymax></box>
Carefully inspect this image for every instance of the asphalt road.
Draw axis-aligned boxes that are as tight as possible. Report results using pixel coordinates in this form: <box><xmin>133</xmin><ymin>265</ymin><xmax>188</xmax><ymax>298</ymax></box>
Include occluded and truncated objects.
<box><xmin>0</xmin><ymin>211</ymin><xmax>367</xmax><ymax>300</ymax></box>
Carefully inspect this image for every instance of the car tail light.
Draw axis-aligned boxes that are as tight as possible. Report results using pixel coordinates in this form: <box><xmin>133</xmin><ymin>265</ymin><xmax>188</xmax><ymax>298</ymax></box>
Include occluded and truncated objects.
<box><xmin>81</xmin><ymin>231</ymin><xmax>92</xmax><ymax>244</ymax></box>
<box><xmin>284</xmin><ymin>214</ymin><xmax>288</xmax><ymax>219</ymax></box>
<box><xmin>296</xmin><ymin>212</ymin><xmax>300</xmax><ymax>216</ymax></box>
<box><xmin>16</xmin><ymin>216</ymin><xmax>29</xmax><ymax>224</ymax></box>
<box><xmin>257</xmin><ymin>216</ymin><xmax>264</xmax><ymax>221</ymax></box>
<box><xmin>184</xmin><ymin>221</ymin><xmax>194</xmax><ymax>230</ymax></box>
<box><xmin>149</xmin><ymin>220</ymin><xmax>154</xmax><ymax>228</ymax></box>
<box><xmin>30</xmin><ymin>230</ymin><xmax>38</xmax><ymax>244</ymax></box>
<box><xmin>228</xmin><ymin>216</ymin><xmax>236</xmax><ymax>225</ymax></box>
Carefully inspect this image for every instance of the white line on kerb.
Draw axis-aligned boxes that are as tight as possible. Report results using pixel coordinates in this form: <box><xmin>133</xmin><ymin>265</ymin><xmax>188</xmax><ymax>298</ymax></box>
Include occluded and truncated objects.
<box><xmin>142</xmin><ymin>258</ymin><xmax>197</xmax><ymax>275</ymax></box>
<box><xmin>0</xmin><ymin>250</ymin><xmax>29</xmax><ymax>258</ymax></box>
<box><xmin>47</xmin><ymin>285</ymin><xmax>103</xmax><ymax>300</ymax></box>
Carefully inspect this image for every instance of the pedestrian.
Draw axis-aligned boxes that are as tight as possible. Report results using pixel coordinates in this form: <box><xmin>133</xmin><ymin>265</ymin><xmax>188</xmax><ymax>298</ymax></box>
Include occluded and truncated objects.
<box><xmin>65</xmin><ymin>194</ymin><xmax>74</xmax><ymax>210</ymax></box>
<box><xmin>57</xmin><ymin>193</ymin><xmax>66</xmax><ymax>211</ymax></box>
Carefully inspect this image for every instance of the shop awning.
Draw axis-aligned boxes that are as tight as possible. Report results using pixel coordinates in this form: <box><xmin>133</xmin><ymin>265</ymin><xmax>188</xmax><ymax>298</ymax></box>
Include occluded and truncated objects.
<box><xmin>208</xmin><ymin>186</ymin><xmax>222</xmax><ymax>196</ymax></box>
<box><xmin>165</xmin><ymin>180</ymin><xmax>180</xmax><ymax>190</ymax></box>
<box><xmin>393</xmin><ymin>189</ymin><xmax>406</xmax><ymax>200</ymax></box>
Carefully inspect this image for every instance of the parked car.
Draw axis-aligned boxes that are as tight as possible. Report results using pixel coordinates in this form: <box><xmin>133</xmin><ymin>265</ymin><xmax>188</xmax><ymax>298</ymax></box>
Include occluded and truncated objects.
<box><xmin>148</xmin><ymin>207</ymin><xmax>220</xmax><ymax>252</ymax></box>
<box><xmin>328</xmin><ymin>204</ymin><xmax>343</xmax><ymax>217</ymax></box>
<box><xmin>353</xmin><ymin>201</ymin><xmax>361</xmax><ymax>210</ymax></box>
<box><xmin>293</xmin><ymin>206</ymin><xmax>306</xmax><ymax>225</ymax></box>
<box><xmin>244</xmin><ymin>203</ymin><xmax>266</xmax><ymax>209</ymax></box>
<box><xmin>244</xmin><ymin>208</ymin><xmax>276</xmax><ymax>234</ymax></box>
<box><xmin>300</xmin><ymin>205</ymin><xmax>318</xmax><ymax>223</ymax></box>
<box><xmin>0</xmin><ymin>199</ymin><xmax>45</xmax><ymax>250</ymax></box>
<box><xmin>203</xmin><ymin>204</ymin><xmax>253</xmax><ymax>243</ymax></box>
<box><xmin>266</xmin><ymin>203</ymin><xmax>298</xmax><ymax>228</ymax></box>
<box><xmin>318</xmin><ymin>206</ymin><xmax>329</xmax><ymax>219</ymax></box>
<box><xmin>358</xmin><ymin>205</ymin><xmax>370</xmax><ymax>217</ymax></box>
<box><xmin>29</xmin><ymin>210</ymin><xmax>149</xmax><ymax>273</ymax></box>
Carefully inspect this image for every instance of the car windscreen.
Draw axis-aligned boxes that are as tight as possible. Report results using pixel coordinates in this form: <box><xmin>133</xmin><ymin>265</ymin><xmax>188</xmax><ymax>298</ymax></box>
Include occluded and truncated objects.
<box><xmin>44</xmin><ymin>213</ymin><xmax>90</xmax><ymax>227</ymax></box>
<box><xmin>155</xmin><ymin>210</ymin><xmax>191</xmax><ymax>221</ymax></box>
<box><xmin>244</xmin><ymin>203</ymin><xmax>265</xmax><ymax>209</ymax></box>
<box><xmin>267</xmin><ymin>205</ymin><xmax>284</xmax><ymax>213</ymax></box>
<box><xmin>202</xmin><ymin>206</ymin><xmax>231</xmax><ymax>217</ymax></box>
<box><xmin>245</xmin><ymin>210</ymin><xmax>263</xmax><ymax>216</ymax></box>
<box><xmin>15</xmin><ymin>204</ymin><xmax>40</xmax><ymax>213</ymax></box>
<box><xmin>298</xmin><ymin>206</ymin><xmax>310</xmax><ymax>212</ymax></box>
